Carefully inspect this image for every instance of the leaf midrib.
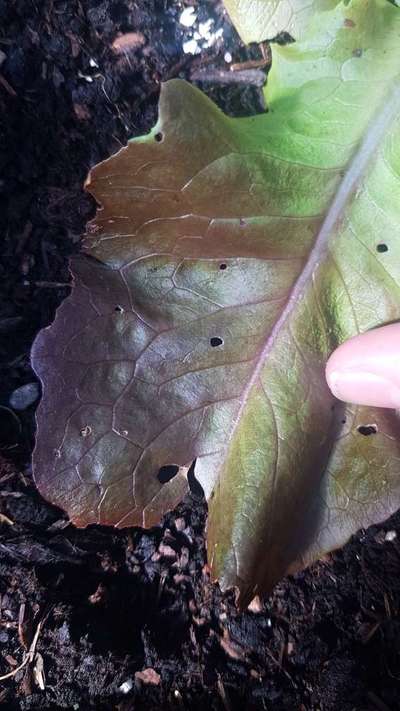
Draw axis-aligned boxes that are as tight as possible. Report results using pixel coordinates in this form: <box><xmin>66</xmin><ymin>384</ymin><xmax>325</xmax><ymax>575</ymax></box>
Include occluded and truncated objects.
<box><xmin>225</xmin><ymin>82</ymin><xmax>400</xmax><ymax>449</ymax></box>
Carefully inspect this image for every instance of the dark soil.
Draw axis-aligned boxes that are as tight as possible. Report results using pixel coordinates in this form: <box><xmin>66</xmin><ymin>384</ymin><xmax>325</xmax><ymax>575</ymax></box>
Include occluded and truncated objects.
<box><xmin>0</xmin><ymin>1</ymin><xmax>399</xmax><ymax>709</ymax></box>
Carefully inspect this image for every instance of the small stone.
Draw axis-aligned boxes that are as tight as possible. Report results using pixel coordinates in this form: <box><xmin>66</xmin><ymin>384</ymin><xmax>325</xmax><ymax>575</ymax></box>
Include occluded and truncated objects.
<box><xmin>174</xmin><ymin>517</ymin><xmax>186</xmax><ymax>532</ymax></box>
<box><xmin>183</xmin><ymin>526</ymin><xmax>193</xmax><ymax>544</ymax></box>
<box><xmin>9</xmin><ymin>382</ymin><xmax>39</xmax><ymax>410</ymax></box>
<box><xmin>179</xmin><ymin>7</ymin><xmax>196</xmax><ymax>27</ymax></box>
<box><xmin>183</xmin><ymin>39</ymin><xmax>200</xmax><ymax>55</ymax></box>
<box><xmin>385</xmin><ymin>530</ymin><xmax>397</xmax><ymax>542</ymax></box>
<box><xmin>135</xmin><ymin>668</ymin><xmax>161</xmax><ymax>686</ymax></box>
<box><xmin>119</xmin><ymin>679</ymin><xmax>133</xmax><ymax>694</ymax></box>
<box><xmin>286</xmin><ymin>641</ymin><xmax>295</xmax><ymax>655</ymax></box>
<box><xmin>58</xmin><ymin>621</ymin><xmax>70</xmax><ymax>645</ymax></box>
<box><xmin>248</xmin><ymin>595</ymin><xmax>263</xmax><ymax>613</ymax></box>
<box><xmin>179</xmin><ymin>547</ymin><xmax>189</xmax><ymax>569</ymax></box>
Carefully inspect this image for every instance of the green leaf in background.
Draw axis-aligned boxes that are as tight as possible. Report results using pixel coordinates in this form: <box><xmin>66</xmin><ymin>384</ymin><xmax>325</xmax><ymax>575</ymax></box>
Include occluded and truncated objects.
<box><xmin>223</xmin><ymin>0</ymin><xmax>341</xmax><ymax>42</ymax></box>
<box><xmin>32</xmin><ymin>0</ymin><xmax>400</xmax><ymax>605</ymax></box>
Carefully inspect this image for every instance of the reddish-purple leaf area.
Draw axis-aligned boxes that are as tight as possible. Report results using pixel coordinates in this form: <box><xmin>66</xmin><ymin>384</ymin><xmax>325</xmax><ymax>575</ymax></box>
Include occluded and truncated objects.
<box><xmin>33</xmin><ymin>79</ymin><xmax>321</xmax><ymax>532</ymax></box>
<box><xmin>32</xmin><ymin>250</ymin><xmax>191</xmax><ymax>527</ymax></box>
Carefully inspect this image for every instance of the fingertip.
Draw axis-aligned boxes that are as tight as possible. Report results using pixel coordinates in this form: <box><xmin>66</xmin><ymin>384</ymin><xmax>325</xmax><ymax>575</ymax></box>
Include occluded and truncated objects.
<box><xmin>326</xmin><ymin>323</ymin><xmax>400</xmax><ymax>409</ymax></box>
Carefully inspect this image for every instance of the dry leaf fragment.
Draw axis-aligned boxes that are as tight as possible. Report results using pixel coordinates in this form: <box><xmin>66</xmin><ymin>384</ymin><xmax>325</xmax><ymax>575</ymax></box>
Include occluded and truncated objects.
<box><xmin>112</xmin><ymin>32</ymin><xmax>145</xmax><ymax>53</ymax></box>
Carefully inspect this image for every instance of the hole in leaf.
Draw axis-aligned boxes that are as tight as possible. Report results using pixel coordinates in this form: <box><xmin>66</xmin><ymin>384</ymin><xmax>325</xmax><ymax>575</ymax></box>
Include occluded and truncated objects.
<box><xmin>357</xmin><ymin>424</ymin><xmax>377</xmax><ymax>436</ymax></box>
<box><xmin>115</xmin><ymin>305</ymin><xmax>124</xmax><ymax>313</ymax></box>
<box><xmin>154</xmin><ymin>132</ymin><xmax>163</xmax><ymax>143</ymax></box>
<box><xmin>219</xmin><ymin>263</ymin><xmax>227</xmax><ymax>270</ymax></box>
<box><xmin>376</xmin><ymin>243</ymin><xmax>388</xmax><ymax>253</ymax></box>
<box><xmin>157</xmin><ymin>464</ymin><xmax>179</xmax><ymax>483</ymax></box>
<box><xmin>210</xmin><ymin>337</ymin><xmax>223</xmax><ymax>347</ymax></box>
<box><xmin>187</xmin><ymin>460</ymin><xmax>204</xmax><ymax>499</ymax></box>
<box><xmin>341</xmin><ymin>418</ymin><xmax>346</xmax><ymax>425</ymax></box>
<box><xmin>239</xmin><ymin>218</ymin><xmax>246</xmax><ymax>227</ymax></box>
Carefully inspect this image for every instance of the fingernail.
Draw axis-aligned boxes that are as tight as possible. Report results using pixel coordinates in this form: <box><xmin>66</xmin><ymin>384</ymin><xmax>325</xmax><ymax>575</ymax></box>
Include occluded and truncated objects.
<box><xmin>327</xmin><ymin>369</ymin><xmax>400</xmax><ymax>409</ymax></box>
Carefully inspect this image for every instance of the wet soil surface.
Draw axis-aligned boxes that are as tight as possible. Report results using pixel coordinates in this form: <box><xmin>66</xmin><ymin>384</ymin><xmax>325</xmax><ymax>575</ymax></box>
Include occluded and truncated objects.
<box><xmin>0</xmin><ymin>1</ymin><xmax>399</xmax><ymax>709</ymax></box>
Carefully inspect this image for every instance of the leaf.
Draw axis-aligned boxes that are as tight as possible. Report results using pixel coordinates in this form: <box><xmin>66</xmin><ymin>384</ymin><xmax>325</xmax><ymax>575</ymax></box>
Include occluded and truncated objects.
<box><xmin>223</xmin><ymin>0</ymin><xmax>341</xmax><ymax>43</ymax></box>
<box><xmin>32</xmin><ymin>0</ymin><xmax>400</xmax><ymax>605</ymax></box>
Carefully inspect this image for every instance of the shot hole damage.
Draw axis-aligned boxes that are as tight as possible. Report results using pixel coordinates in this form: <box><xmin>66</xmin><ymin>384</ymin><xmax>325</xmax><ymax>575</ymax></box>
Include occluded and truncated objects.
<box><xmin>376</xmin><ymin>243</ymin><xmax>388</xmax><ymax>253</ymax></box>
<box><xmin>154</xmin><ymin>131</ymin><xmax>163</xmax><ymax>142</ymax></box>
<box><xmin>357</xmin><ymin>424</ymin><xmax>377</xmax><ymax>436</ymax></box>
<box><xmin>219</xmin><ymin>263</ymin><xmax>227</xmax><ymax>270</ymax></box>
<box><xmin>210</xmin><ymin>337</ymin><xmax>223</xmax><ymax>347</ymax></box>
<box><xmin>157</xmin><ymin>464</ymin><xmax>179</xmax><ymax>483</ymax></box>
<box><xmin>115</xmin><ymin>305</ymin><xmax>124</xmax><ymax>313</ymax></box>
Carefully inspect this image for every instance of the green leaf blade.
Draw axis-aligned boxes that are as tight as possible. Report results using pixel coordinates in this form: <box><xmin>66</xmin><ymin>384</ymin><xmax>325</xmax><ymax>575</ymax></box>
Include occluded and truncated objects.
<box><xmin>223</xmin><ymin>0</ymin><xmax>341</xmax><ymax>43</ymax></box>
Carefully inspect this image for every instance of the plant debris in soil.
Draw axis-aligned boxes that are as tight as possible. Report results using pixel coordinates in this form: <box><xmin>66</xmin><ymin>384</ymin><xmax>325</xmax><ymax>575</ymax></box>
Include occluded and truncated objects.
<box><xmin>0</xmin><ymin>1</ymin><xmax>400</xmax><ymax>710</ymax></box>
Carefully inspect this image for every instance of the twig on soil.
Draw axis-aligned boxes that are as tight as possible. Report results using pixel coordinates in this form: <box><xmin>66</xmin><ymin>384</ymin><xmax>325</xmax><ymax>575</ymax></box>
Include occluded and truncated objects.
<box><xmin>0</xmin><ymin>689</ymin><xmax>9</xmax><ymax>703</ymax></box>
<box><xmin>217</xmin><ymin>676</ymin><xmax>232</xmax><ymax>711</ymax></box>
<box><xmin>0</xmin><ymin>616</ymin><xmax>44</xmax><ymax>682</ymax></box>
<box><xmin>383</xmin><ymin>592</ymin><xmax>392</xmax><ymax>618</ymax></box>
<box><xmin>0</xmin><ymin>73</ymin><xmax>17</xmax><ymax>97</ymax></box>
<box><xmin>33</xmin><ymin>281</ymin><xmax>70</xmax><ymax>289</ymax></box>
<box><xmin>264</xmin><ymin>645</ymin><xmax>297</xmax><ymax>688</ymax></box>
<box><xmin>360</xmin><ymin>620</ymin><xmax>381</xmax><ymax>644</ymax></box>
<box><xmin>157</xmin><ymin>571</ymin><xmax>168</xmax><ymax>602</ymax></box>
<box><xmin>32</xmin><ymin>653</ymin><xmax>46</xmax><ymax>690</ymax></box>
<box><xmin>230</xmin><ymin>41</ymin><xmax>271</xmax><ymax>72</ymax></box>
<box><xmin>190</xmin><ymin>67</ymin><xmax>266</xmax><ymax>87</ymax></box>
<box><xmin>18</xmin><ymin>603</ymin><xmax>28</xmax><ymax>649</ymax></box>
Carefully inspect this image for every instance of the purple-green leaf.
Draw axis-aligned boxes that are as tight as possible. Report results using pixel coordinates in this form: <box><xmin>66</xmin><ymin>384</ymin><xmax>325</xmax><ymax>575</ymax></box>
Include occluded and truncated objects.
<box><xmin>32</xmin><ymin>0</ymin><xmax>400</xmax><ymax>605</ymax></box>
